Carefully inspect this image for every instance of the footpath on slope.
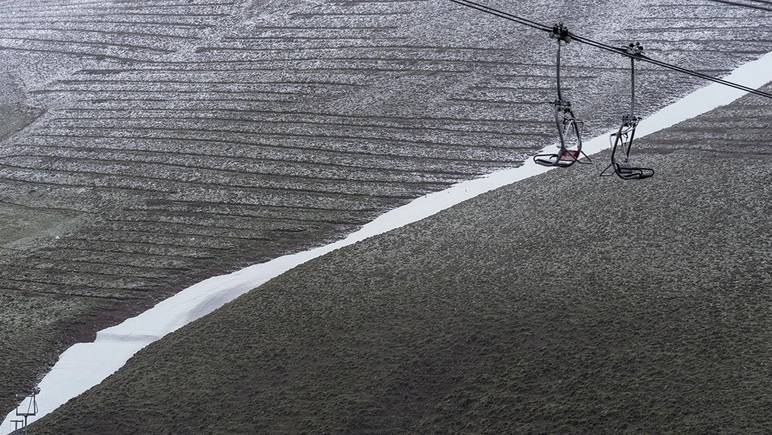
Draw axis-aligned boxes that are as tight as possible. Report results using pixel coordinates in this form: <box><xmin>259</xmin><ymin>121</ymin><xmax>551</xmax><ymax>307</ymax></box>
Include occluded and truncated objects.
<box><xmin>29</xmin><ymin>85</ymin><xmax>772</xmax><ymax>433</ymax></box>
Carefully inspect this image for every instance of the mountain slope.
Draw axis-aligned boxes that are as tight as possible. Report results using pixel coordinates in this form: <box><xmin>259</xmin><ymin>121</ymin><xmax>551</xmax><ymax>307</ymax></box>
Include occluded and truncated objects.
<box><xmin>30</xmin><ymin>84</ymin><xmax>772</xmax><ymax>433</ymax></box>
<box><xmin>2</xmin><ymin>0</ymin><xmax>771</xmax><ymax>420</ymax></box>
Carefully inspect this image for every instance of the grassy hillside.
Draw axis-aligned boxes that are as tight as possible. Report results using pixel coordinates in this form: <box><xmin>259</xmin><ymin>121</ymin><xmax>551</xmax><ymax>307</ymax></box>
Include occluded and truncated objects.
<box><xmin>30</xmin><ymin>85</ymin><xmax>772</xmax><ymax>433</ymax></box>
<box><xmin>2</xmin><ymin>0</ymin><xmax>771</xmax><ymax>420</ymax></box>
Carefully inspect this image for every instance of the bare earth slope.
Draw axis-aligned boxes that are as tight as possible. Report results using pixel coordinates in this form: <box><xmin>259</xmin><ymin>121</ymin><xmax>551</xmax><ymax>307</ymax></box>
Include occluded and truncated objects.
<box><xmin>2</xmin><ymin>0</ymin><xmax>771</xmax><ymax>418</ymax></box>
<box><xmin>31</xmin><ymin>86</ymin><xmax>772</xmax><ymax>433</ymax></box>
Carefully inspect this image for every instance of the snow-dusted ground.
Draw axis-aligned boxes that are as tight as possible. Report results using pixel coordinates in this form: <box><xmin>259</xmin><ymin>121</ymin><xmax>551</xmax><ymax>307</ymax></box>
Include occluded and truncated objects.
<box><xmin>3</xmin><ymin>51</ymin><xmax>772</xmax><ymax>433</ymax></box>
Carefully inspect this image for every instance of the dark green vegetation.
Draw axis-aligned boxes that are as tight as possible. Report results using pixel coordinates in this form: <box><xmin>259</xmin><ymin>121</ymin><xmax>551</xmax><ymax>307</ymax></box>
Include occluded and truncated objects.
<box><xmin>32</xmin><ymin>86</ymin><xmax>772</xmax><ymax>433</ymax></box>
<box><xmin>1</xmin><ymin>0</ymin><xmax>771</xmax><ymax>422</ymax></box>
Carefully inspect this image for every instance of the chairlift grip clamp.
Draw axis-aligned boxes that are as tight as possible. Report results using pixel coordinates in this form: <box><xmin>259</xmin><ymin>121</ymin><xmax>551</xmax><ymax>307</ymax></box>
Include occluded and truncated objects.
<box><xmin>625</xmin><ymin>42</ymin><xmax>644</xmax><ymax>57</ymax></box>
<box><xmin>551</xmin><ymin>23</ymin><xmax>572</xmax><ymax>44</ymax></box>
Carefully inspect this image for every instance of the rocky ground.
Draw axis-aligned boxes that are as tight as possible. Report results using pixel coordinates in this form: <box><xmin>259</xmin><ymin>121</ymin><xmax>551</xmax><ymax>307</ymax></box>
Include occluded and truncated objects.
<box><xmin>1</xmin><ymin>0</ymin><xmax>771</xmax><ymax>421</ymax></box>
<box><xmin>29</xmin><ymin>83</ymin><xmax>772</xmax><ymax>433</ymax></box>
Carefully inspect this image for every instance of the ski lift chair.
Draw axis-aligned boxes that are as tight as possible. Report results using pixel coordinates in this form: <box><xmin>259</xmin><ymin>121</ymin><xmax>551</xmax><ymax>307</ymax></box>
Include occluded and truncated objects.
<box><xmin>601</xmin><ymin>42</ymin><xmax>654</xmax><ymax>180</ymax></box>
<box><xmin>534</xmin><ymin>23</ymin><xmax>591</xmax><ymax>168</ymax></box>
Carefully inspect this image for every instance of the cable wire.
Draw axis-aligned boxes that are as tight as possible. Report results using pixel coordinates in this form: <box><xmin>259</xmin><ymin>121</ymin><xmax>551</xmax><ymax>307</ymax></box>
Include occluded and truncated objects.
<box><xmin>568</xmin><ymin>33</ymin><xmax>770</xmax><ymax>97</ymax></box>
<box><xmin>449</xmin><ymin>0</ymin><xmax>772</xmax><ymax>100</ymax></box>
<box><xmin>705</xmin><ymin>0</ymin><xmax>772</xmax><ymax>12</ymax></box>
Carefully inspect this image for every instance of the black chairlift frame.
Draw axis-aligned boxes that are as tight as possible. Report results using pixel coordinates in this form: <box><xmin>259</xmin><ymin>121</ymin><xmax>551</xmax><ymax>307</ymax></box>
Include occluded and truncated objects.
<box><xmin>12</xmin><ymin>387</ymin><xmax>40</xmax><ymax>430</ymax></box>
<box><xmin>601</xmin><ymin>42</ymin><xmax>655</xmax><ymax>180</ymax></box>
<box><xmin>534</xmin><ymin>23</ymin><xmax>591</xmax><ymax>168</ymax></box>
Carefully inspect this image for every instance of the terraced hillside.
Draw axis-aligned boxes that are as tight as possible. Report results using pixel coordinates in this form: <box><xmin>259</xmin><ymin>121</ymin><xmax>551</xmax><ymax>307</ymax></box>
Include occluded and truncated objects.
<box><xmin>30</xmin><ymin>83</ymin><xmax>772</xmax><ymax>434</ymax></box>
<box><xmin>1</xmin><ymin>0</ymin><xmax>771</xmax><ymax>419</ymax></box>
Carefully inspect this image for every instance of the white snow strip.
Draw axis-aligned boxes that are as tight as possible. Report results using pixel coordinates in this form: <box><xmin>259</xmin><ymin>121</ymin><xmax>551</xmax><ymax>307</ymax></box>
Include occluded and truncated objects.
<box><xmin>3</xmin><ymin>51</ymin><xmax>772</xmax><ymax>434</ymax></box>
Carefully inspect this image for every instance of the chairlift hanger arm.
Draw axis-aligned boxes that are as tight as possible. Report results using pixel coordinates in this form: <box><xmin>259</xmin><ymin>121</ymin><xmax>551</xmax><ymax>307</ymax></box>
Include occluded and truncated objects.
<box><xmin>449</xmin><ymin>0</ymin><xmax>772</xmax><ymax>100</ymax></box>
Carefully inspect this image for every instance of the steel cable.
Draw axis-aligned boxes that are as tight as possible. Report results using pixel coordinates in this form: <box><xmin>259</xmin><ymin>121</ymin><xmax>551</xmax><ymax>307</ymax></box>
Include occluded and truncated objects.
<box><xmin>449</xmin><ymin>0</ymin><xmax>772</xmax><ymax>100</ymax></box>
<box><xmin>705</xmin><ymin>0</ymin><xmax>772</xmax><ymax>12</ymax></box>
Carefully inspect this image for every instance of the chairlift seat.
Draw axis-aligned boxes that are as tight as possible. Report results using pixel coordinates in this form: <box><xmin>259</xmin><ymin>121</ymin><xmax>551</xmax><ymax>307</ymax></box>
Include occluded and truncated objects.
<box><xmin>616</xmin><ymin>162</ymin><xmax>654</xmax><ymax>179</ymax></box>
<box><xmin>534</xmin><ymin>151</ymin><xmax>578</xmax><ymax>168</ymax></box>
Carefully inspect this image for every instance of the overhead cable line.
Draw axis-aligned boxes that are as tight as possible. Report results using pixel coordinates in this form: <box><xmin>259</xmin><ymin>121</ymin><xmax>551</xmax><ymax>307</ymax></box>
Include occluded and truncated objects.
<box><xmin>567</xmin><ymin>33</ymin><xmax>771</xmax><ymax>97</ymax></box>
<box><xmin>449</xmin><ymin>0</ymin><xmax>772</xmax><ymax>100</ymax></box>
<box><xmin>705</xmin><ymin>0</ymin><xmax>772</xmax><ymax>12</ymax></box>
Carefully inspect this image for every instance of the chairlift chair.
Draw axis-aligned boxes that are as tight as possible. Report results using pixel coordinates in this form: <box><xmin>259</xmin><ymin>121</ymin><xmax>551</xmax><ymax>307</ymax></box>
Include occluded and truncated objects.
<box><xmin>14</xmin><ymin>387</ymin><xmax>40</xmax><ymax>429</ymax></box>
<box><xmin>601</xmin><ymin>42</ymin><xmax>654</xmax><ymax>180</ymax></box>
<box><xmin>534</xmin><ymin>23</ymin><xmax>591</xmax><ymax>168</ymax></box>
